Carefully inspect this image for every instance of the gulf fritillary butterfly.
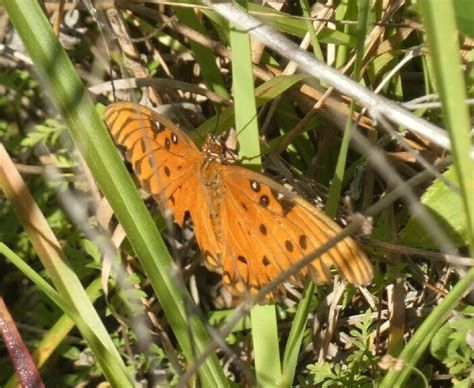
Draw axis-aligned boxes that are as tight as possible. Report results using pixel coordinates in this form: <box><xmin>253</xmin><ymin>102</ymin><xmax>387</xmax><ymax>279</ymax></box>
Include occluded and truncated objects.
<box><xmin>104</xmin><ymin>102</ymin><xmax>373</xmax><ymax>298</ymax></box>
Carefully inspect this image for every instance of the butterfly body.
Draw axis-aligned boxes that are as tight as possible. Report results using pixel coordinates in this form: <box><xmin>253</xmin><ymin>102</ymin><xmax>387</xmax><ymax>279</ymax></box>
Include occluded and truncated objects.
<box><xmin>104</xmin><ymin>102</ymin><xmax>373</xmax><ymax>298</ymax></box>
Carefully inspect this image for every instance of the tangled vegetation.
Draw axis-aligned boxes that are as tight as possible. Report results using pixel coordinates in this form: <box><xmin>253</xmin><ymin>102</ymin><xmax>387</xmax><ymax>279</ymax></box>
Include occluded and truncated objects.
<box><xmin>0</xmin><ymin>0</ymin><xmax>473</xmax><ymax>386</ymax></box>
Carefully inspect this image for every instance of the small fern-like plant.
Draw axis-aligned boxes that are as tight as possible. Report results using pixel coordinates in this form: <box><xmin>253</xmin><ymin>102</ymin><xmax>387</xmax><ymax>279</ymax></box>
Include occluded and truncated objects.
<box><xmin>303</xmin><ymin>310</ymin><xmax>378</xmax><ymax>387</ymax></box>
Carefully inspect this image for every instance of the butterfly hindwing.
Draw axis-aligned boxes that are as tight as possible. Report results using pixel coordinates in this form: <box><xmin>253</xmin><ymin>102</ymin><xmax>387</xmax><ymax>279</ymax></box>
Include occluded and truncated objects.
<box><xmin>218</xmin><ymin>165</ymin><xmax>373</xmax><ymax>294</ymax></box>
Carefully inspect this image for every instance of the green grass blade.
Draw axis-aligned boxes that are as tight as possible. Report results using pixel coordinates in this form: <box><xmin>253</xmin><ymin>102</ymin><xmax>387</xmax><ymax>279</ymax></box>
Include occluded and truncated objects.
<box><xmin>419</xmin><ymin>0</ymin><xmax>474</xmax><ymax>254</ymax></box>
<box><xmin>174</xmin><ymin>7</ymin><xmax>230</xmax><ymax>99</ymax></box>
<box><xmin>326</xmin><ymin>0</ymin><xmax>370</xmax><ymax>218</ymax></box>
<box><xmin>230</xmin><ymin>0</ymin><xmax>261</xmax><ymax>166</ymax></box>
<box><xmin>380</xmin><ymin>2</ymin><xmax>474</xmax><ymax>384</ymax></box>
<box><xmin>229</xmin><ymin>1</ymin><xmax>281</xmax><ymax>384</ymax></box>
<box><xmin>326</xmin><ymin>101</ymin><xmax>357</xmax><ymax>218</ymax></box>
<box><xmin>281</xmin><ymin>280</ymin><xmax>316</xmax><ymax>386</ymax></box>
<box><xmin>0</xmin><ymin>243</ymin><xmax>68</xmax><ymax>310</ymax></box>
<box><xmin>250</xmin><ymin>304</ymin><xmax>282</xmax><ymax>386</ymax></box>
<box><xmin>299</xmin><ymin>0</ymin><xmax>324</xmax><ymax>61</ymax></box>
<box><xmin>2</xmin><ymin>0</ymin><xmax>227</xmax><ymax>385</ymax></box>
<box><xmin>246</xmin><ymin>3</ymin><xmax>356</xmax><ymax>46</ymax></box>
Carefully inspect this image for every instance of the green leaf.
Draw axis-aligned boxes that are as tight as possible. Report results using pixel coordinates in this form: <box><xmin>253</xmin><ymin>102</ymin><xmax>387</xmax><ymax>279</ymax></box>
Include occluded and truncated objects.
<box><xmin>255</xmin><ymin>74</ymin><xmax>308</xmax><ymax>104</ymax></box>
<box><xmin>307</xmin><ymin>363</ymin><xmax>336</xmax><ymax>384</ymax></box>
<box><xmin>399</xmin><ymin>167</ymin><xmax>468</xmax><ymax>249</ymax></box>
<box><xmin>430</xmin><ymin>321</ymin><xmax>453</xmax><ymax>361</ymax></box>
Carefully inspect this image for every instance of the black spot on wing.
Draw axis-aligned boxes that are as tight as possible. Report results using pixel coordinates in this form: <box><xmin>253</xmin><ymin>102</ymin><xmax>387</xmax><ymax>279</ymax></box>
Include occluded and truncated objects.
<box><xmin>259</xmin><ymin>195</ymin><xmax>270</xmax><ymax>207</ymax></box>
<box><xmin>153</xmin><ymin>121</ymin><xmax>165</xmax><ymax>134</ymax></box>
<box><xmin>134</xmin><ymin>158</ymin><xmax>143</xmax><ymax>175</ymax></box>
<box><xmin>142</xmin><ymin>177</ymin><xmax>151</xmax><ymax>193</ymax></box>
<box><xmin>237</xmin><ymin>256</ymin><xmax>248</xmax><ymax>264</ymax></box>
<box><xmin>250</xmin><ymin>180</ymin><xmax>261</xmax><ymax>192</ymax></box>
<box><xmin>270</xmin><ymin>188</ymin><xmax>295</xmax><ymax>216</ymax></box>
<box><xmin>299</xmin><ymin>234</ymin><xmax>308</xmax><ymax>250</ymax></box>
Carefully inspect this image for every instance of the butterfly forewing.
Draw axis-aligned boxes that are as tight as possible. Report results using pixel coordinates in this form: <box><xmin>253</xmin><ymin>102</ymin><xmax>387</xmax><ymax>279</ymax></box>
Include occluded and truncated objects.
<box><xmin>104</xmin><ymin>102</ymin><xmax>201</xmax><ymax>225</ymax></box>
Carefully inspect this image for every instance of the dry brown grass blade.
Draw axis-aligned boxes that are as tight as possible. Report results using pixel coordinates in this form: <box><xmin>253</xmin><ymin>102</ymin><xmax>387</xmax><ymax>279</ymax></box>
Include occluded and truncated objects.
<box><xmin>0</xmin><ymin>144</ymin><xmax>66</xmax><ymax>280</ymax></box>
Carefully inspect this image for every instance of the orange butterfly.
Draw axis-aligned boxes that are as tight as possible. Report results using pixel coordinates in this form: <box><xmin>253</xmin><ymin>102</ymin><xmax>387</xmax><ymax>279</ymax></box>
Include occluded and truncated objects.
<box><xmin>104</xmin><ymin>102</ymin><xmax>373</xmax><ymax>298</ymax></box>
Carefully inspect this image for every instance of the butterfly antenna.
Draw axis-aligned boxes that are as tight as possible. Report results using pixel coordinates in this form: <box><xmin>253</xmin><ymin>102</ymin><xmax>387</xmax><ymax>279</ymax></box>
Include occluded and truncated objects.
<box><xmin>234</xmin><ymin>111</ymin><xmax>264</xmax><ymax>163</ymax></box>
<box><xmin>109</xmin><ymin>57</ymin><xmax>117</xmax><ymax>102</ymax></box>
<box><xmin>211</xmin><ymin>106</ymin><xmax>222</xmax><ymax>138</ymax></box>
<box><xmin>191</xmin><ymin>106</ymin><xmax>223</xmax><ymax>147</ymax></box>
<box><xmin>240</xmin><ymin>153</ymin><xmax>263</xmax><ymax>164</ymax></box>
<box><xmin>235</xmin><ymin>111</ymin><xmax>259</xmax><ymax>138</ymax></box>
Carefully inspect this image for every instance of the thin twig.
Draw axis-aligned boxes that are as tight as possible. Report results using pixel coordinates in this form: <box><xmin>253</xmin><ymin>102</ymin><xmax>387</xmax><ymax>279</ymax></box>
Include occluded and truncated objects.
<box><xmin>360</xmin><ymin>238</ymin><xmax>474</xmax><ymax>266</ymax></box>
